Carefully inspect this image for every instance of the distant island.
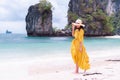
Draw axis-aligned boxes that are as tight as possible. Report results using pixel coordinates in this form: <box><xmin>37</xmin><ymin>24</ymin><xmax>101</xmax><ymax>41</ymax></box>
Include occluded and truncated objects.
<box><xmin>6</xmin><ymin>30</ymin><xmax>12</xmax><ymax>34</ymax></box>
<box><xmin>26</xmin><ymin>0</ymin><xmax>120</xmax><ymax>37</ymax></box>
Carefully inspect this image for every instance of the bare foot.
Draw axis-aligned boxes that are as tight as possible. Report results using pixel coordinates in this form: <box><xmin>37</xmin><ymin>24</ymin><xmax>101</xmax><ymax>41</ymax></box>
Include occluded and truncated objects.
<box><xmin>83</xmin><ymin>70</ymin><xmax>86</xmax><ymax>76</ymax></box>
<box><xmin>72</xmin><ymin>71</ymin><xmax>79</xmax><ymax>74</ymax></box>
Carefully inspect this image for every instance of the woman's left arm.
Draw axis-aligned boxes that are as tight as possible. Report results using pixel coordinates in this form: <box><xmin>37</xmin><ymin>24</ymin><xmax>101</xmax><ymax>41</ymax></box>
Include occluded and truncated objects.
<box><xmin>73</xmin><ymin>23</ymin><xmax>85</xmax><ymax>27</ymax></box>
<box><xmin>80</xmin><ymin>42</ymin><xmax>82</xmax><ymax>52</ymax></box>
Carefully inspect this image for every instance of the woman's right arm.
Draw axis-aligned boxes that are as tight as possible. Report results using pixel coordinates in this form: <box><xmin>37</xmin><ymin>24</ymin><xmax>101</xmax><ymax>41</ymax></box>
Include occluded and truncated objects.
<box><xmin>72</xmin><ymin>23</ymin><xmax>75</xmax><ymax>37</ymax></box>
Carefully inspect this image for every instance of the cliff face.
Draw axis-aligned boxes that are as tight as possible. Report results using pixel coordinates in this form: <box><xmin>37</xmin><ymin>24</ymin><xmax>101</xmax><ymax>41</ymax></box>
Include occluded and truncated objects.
<box><xmin>68</xmin><ymin>0</ymin><xmax>120</xmax><ymax>36</ymax></box>
<box><xmin>106</xmin><ymin>0</ymin><xmax>120</xmax><ymax>16</ymax></box>
<box><xmin>26</xmin><ymin>3</ymin><xmax>53</xmax><ymax>36</ymax></box>
<box><xmin>68</xmin><ymin>0</ymin><xmax>107</xmax><ymax>24</ymax></box>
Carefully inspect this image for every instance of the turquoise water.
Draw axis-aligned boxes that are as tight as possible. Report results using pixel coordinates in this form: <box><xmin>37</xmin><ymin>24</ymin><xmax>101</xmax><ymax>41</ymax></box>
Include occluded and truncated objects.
<box><xmin>0</xmin><ymin>34</ymin><xmax>120</xmax><ymax>59</ymax></box>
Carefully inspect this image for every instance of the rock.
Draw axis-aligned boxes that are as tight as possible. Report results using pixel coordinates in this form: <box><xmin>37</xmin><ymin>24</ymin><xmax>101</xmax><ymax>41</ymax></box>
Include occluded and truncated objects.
<box><xmin>26</xmin><ymin>3</ymin><xmax>53</xmax><ymax>36</ymax></box>
<box><xmin>68</xmin><ymin>0</ymin><xmax>120</xmax><ymax>36</ymax></box>
<box><xmin>54</xmin><ymin>28</ymin><xmax>72</xmax><ymax>36</ymax></box>
<box><xmin>106</xmin><ymin>0</ymin><xmax>120</xmax><ymax>16</ymax></box>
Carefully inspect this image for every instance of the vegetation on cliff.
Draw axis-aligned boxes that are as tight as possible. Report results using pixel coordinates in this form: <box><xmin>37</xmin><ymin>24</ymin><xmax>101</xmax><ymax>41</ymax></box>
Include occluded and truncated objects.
<box><xmin>39</xmin><ymin>0</ymin><xmax>52</xmax><ymax>12</ymax></box>
<box><xmin>26</xmin><ymin>0</ymin><xmax>53</xmax><ymax>36</ymax></box>
<box><xmin>38</xmin><ymin>0</ymin><xmax>52</xmax><ymax>24</ymax></box>
<box><xmin>112</xmin><ymin>11</ymin><xmax>120</xmax><ymax>34</ymax></box>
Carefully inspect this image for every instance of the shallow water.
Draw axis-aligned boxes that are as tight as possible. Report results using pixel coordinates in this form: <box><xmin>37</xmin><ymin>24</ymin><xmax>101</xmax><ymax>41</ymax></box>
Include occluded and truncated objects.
<box><xmin>0</xmin><ymin>34</ymin><xmax>120</xmax><ymax>59</ymax></box>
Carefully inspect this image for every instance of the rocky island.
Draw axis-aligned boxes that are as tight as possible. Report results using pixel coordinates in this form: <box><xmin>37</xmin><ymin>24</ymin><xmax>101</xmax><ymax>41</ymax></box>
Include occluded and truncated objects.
<box><xmin>26</xmin><ymin>0</ymin><xmax>53</xmax><ymax>36</ymax></box>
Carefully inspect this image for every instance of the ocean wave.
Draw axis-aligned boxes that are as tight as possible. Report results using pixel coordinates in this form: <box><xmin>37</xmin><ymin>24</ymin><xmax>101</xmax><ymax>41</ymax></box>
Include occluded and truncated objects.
<box><xmin>104</xmin><ymin>35</ymin><xmax>120</xmax><ymax>38</ymax></box>
<box><xmin>50</xmin><ymin>37</ymin><xmax>69</xmax><ymax>41</ymax></box>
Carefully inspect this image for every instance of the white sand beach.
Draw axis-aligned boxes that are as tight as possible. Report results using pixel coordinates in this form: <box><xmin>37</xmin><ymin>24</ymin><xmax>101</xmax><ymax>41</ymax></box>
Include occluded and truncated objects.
<box><xmin>0</xmin><ymin>49</ymin><xmax>120</xmax><ymax>80</ymax></box>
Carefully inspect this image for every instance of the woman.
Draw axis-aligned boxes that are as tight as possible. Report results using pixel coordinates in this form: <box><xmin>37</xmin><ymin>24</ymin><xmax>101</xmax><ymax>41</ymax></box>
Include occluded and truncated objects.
<box><xmin>71</xmin><ymin>19</ymin><xmax>90</xmax><ymax>75</ymax></box>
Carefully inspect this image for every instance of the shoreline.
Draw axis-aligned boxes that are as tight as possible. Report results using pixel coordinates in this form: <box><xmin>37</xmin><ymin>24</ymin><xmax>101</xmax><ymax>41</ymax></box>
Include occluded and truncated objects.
<box><xmin>25</xmin><ymin>34</ymin><xmax>120</xmax><ymax>38</ymax></box>
<box><xmin>1</xmin><ymin>33</ymin><xmax>119</xmax><ymax>36</ymax></box>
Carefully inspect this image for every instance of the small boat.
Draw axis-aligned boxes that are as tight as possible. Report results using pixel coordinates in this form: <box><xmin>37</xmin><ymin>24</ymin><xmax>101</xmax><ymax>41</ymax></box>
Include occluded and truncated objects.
<box><xmin>6</xmin><ymin>30</ymin><xmax>12</xmax><ymax>34</ymax></box>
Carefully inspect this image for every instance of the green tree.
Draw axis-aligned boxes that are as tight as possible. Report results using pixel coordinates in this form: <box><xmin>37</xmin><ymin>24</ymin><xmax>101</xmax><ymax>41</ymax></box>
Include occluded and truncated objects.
<box><xmin>39</xmin><ymin>0</ymin><xmax>52</xmax><ymax>12</ymax></box>
<box><xmin>68</xmin><ymin>11</ymin><xmax>79</xmax><ymax>24</ymax></box>
<box><xmin>112</xmin><ymin>11</ymin><xmax>120</xmax><ymax>33</ymax></box>
<box><xmin>38</xmin><ymin>0</ymin><xmax>52</xmax><ymax>24</ymax></box>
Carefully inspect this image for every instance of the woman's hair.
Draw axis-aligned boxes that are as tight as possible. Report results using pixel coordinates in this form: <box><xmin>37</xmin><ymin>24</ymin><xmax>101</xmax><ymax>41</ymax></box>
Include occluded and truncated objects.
<box><xmin>74</xmin><ymin>25</ymin><xmax>84</xmax><ymax>31</ymax></box>
<box><xmin>80</xmin><ymin>25</ymin><xmax>84</xmax><ymax>30</ymax></box>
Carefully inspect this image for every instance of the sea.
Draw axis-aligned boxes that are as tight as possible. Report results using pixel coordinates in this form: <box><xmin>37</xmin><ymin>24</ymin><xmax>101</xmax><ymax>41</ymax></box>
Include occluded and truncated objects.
<box><xmin>0</xmin><ymin>34</ymin><xmax>120</xmax><ymax>60</ymax></box>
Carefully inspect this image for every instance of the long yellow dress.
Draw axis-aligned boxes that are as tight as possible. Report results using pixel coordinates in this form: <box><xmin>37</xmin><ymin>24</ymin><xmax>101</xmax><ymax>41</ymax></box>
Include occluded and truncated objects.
<box><xmin>71</xmin><ymin>28</ymin><xmax>90</xmax><ymax>70</ymax></box>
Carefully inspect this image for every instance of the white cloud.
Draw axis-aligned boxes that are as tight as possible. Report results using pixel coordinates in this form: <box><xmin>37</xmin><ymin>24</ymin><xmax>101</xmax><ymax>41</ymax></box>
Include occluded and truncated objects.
<box><xmin>0</xmin><ymin>7</ymin><xmax>10</xmax><ymax>20</ymax></box>
<box><xmin>0</xmin><ymin>0</ymin><xmax>39</xmax><ymax>21</ymax></box>
<box><xmin>49</xmin><ymin>0</ymin><xmax>69</xmax><ymax>28</ymax></box>
<box><xmin>0</xmin><ymin>0</ymin><xmax>70</xmax><ymax>33</ymax></box>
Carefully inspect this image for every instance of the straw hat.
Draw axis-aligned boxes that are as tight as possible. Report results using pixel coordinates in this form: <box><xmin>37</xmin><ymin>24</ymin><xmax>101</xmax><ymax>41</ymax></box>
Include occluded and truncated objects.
<box><xmin>75</xmin><ymin>19</ymin><xmax>82</xmax><ymax>24</ymax></box>
<box><xmin>75</xmin><ymin>19</ymin><xmax>85</xmax><ymax>27</ymax></box>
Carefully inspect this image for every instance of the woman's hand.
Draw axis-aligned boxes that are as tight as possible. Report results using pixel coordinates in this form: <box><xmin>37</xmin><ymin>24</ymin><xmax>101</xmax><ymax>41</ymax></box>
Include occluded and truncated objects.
<box><xmin>79</xmin><ymin>42</ymin><xmax>82</xmax><ymax>52</ymax></box>
<box><xmin>81</xmin><ymin>24</ymin><xmax>85</xmax><ymax>27</ymax></box>
<box><xmin>72</xmin><ymin>23</ymin><xmax>76</xmax><ymax>27</ymax></box>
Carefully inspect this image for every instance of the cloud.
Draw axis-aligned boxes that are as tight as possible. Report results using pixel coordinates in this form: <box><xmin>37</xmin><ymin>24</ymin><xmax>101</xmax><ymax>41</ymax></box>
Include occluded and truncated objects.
<box><xmin>49</xmin><ymin>0</ymin><xmax>69</xmax><ymax>28</ymax></box>
<box><xmin>0</xmin><ymin>0</ymin><xmax>40</xmax><ymax>21</ymax></box>
<box><xmin>0</xmin><ymin>0</ymin><xmax>70</xmax><ymax>33</ymax></box>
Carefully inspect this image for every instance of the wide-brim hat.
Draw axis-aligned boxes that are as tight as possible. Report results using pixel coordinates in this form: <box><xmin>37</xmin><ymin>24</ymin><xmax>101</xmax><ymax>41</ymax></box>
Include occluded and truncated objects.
<box><xmin>75</xmin><ymin>19</ymin><xmax>85</xmax><ymax>27</ymax></box>
<box><xmin>75</xmin><ymin>19</ymin><xmax>82</xmax><ymax>24</ymax></box>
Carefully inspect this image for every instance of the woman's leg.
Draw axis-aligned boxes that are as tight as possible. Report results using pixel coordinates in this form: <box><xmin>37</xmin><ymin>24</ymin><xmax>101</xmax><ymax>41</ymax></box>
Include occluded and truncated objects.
<box><xmin>83</xmin><ymin>70</ymin><xmax>86</xmax><ymax>76</ymax></box>
<box><xmin>75</xmin><ymin>63</ymin><xmax>79</xmax><ymax>73</ymax></box>
<box><xmin>84</xmin><ymin>70</ymin><xmax>86</xmax><ymax>73</ymax></box>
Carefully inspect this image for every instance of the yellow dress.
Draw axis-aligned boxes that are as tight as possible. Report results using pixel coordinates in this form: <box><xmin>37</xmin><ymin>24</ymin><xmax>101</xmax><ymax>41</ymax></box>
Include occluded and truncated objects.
<box><xmin>71</xmin><ymin>29</ymin><xmax>90</xmax><ymax>70</ymax></box>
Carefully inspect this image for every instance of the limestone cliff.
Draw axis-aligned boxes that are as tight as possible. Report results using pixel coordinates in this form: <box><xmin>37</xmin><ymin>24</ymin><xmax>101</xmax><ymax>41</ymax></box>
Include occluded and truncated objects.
<box><xmin>68</xmin><ymin>0</ymin><xmax>120</xmax><ymax>36</ymax></box>
<box><xmin>106</xmin><ymin>0</ymin><xmax>120</xmax><ymax>16</ymax></box>
<box><xmin>26</xmin><ymin>1</ymin><xmax>53</xmax><ymax>36</ymax></box>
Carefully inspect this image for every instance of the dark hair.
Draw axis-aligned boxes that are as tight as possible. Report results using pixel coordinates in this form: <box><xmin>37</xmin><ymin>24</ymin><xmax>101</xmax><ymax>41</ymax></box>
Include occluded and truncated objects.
<box><xmin>74</xmin><ymin>26</ymin><xmax>84</xmax><ymax>31</ymax></box>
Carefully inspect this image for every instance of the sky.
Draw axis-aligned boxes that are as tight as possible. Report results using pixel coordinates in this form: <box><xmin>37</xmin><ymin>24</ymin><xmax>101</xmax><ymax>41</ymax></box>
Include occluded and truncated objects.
<box><xmin>0</xmin><ymin>0</ymin><xmax>70</xmax><ymax>33</ymax></box>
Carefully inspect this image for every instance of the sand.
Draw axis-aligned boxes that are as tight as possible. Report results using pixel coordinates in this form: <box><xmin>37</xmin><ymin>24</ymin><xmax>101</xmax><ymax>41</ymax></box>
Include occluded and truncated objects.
<box><xmin>0</xmin><ymin>50</ymin><xmax>120</xmax><ymax>80</ymax></box>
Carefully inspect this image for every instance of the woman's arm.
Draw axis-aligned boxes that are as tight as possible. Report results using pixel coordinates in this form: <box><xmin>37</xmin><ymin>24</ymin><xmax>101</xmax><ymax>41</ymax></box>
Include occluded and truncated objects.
<box><xmin>72</xmin><ymin>23</ymin><xmax>75</xmax><ymax>37</ymax></box>
<box><xmin>74</xmin><ymin>23</ymin><xmax>81</xmax><ymax>26</ymax></box>
<box><xmin>80</xmin><ymin>24</ymin><xmax>85</xmax><ymax>27</ymax></box>
<box><xmin>74</xmin><ymin>23</ymin><xmax>85</xmax><ymax>27</ymax></box>
<box><xmin>79</xmin><ymin>42</ymin><xmax>82</xmax><ymax>52</ymax></box>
